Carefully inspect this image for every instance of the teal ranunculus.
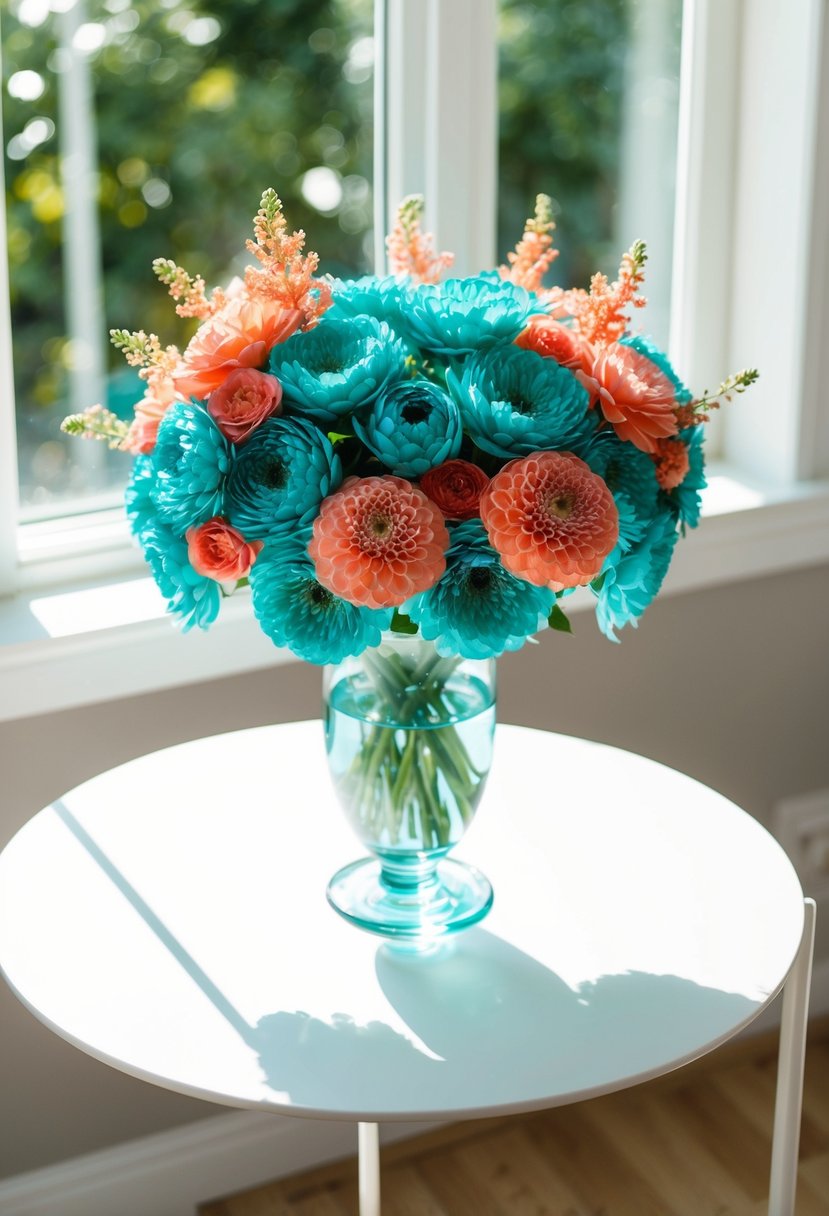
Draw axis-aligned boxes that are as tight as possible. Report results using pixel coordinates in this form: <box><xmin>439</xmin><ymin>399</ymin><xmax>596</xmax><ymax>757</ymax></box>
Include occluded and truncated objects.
<box><xmin>224</xmin><ymin>415</ymin><xmax>341</xmax><ymax>540</ymax></box>
<box><xmin>620</xmin><ymin>334</ymin><xmax>693</xmax><ymax>404</ymax></box>
<box><xmin>268</xmin><ymin>316</ymin><xmax>409</xmax><ymax>425</ymax></box>
<box><xmin>150</xmin><ymin>401</ymin><xmax>230</xmax><ymax>535</ymax></box>
<box><xmin>449</xmin><ymin>345</ymin><xmax>591</xmax><ymax>459</ymax></box>
<box><xmin>353</xmin><ymin>378</ymin><xmax>462</xmax><ymax>477</ymax></box>
<box><xmin>325</xmin><ymin>275</ymin><xmax>409</xmax><ymax>330</ymax></box>
<box><xmin>125</xmin><ymin>455</ymin><xmax>156</xmax><ymax>542</ymax></box>
<box><xmin>404</xmin><ymin>519</ymin><xmax>555</xmax><ymax>659</ymax></box>
<box><xmin>665</xmin><ymin>426</ymin><xmax>706</xmax><ymax>529</ymax></box>
<box><xmin>593</xmin><ymin>511</ymin><xmax>678</xmax><ymax>641</ymax></box>
<box><xmin>402</xmin><ymin>276</ymin><xmax>536</xmax><ymax>357</ymax></box>
<box><xmin>139</xmin><ymin>519</ymin><xmax>221</xmax><ymax>632</ymax></box>
<box><xmin>250</xmin><ymin>535</ymin><xmax>393</xmax><ymax>663</ymax></box>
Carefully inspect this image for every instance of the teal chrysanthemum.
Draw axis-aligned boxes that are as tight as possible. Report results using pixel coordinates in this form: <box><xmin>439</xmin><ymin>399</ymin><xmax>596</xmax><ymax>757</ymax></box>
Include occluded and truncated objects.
<box><xmin>449</xmin><ymin>345</ymin><xmax>591</xmax><ymax>459</ymax></box>
<box><xmin>325</xmin><ymin>275</ymin><xmax>409</xmax><ymax>330</ymax></box>
<box><xmin>250</xmin><ymin>535</ymin><xmax>393</xmax><ymax>663</ymax></box>
<box><xmin>403</xmin><ymin>277</ymin><xmax>536</xmax><ymax>357</ymax></box>
<box><xmin>139</xmin><ymin>520</ymin><xmax>221</xmax><ymax>633</ymax></box>
<box><xmin>620</xmin><ymin>335</ymin><xmax>693</xmax><ymax>404</ymax></box>
<box><xmin>353</xmin><ymin>379</ymin><xmax>462</xmax><ymax>478</ymax></box>
<box><xmin>224</xmin><ymin>416</ymin><xmax>341</xmax><ymax>540</ymax></box>
<box><xmin>268</xmin><ymin>316</ymin><xmax>408</xmax><ymax>425</ymax></box>
<box><xmin>150</xmin><ymin>402</ymin><xmax>230</xmax><ymax>535</ymax></box>
<box><xmin>581</xmin><ymin>428</ymin><xmax>660</xmax><ymax>557</ymax></box>
<box><xmin>125</xmin><ymin>455</ymin><xmax>156</xmax><ymax>542</ymax></box>
<box><xmin>593</xmin><ymin>511</ymin><xmax>678</xmax><ymax>641</ymax></box>
<box><xmin>665</xmin><ymin>426</ymin><xmax>706</xmax><ymax>529</ymax></box>
<box><xmin>403</xmin><ymin>519</ymin><xmax>554</xmax><ymax>659</ymax></box>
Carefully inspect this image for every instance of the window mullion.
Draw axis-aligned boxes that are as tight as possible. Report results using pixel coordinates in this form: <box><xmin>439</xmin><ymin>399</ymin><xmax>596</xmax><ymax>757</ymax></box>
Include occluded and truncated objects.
<box><xmin>0</xmin><ymin>27</ymin><xmax>22</xmax><ymax>599</ymax></box>
<box><xmin>425</xmin><ymin>0</ymin><xmax>497</xmax><ymax>275</ymax></box>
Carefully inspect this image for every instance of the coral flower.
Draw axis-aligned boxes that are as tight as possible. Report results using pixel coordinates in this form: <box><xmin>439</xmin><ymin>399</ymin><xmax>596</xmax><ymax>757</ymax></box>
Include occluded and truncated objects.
<box><xmin>186</xmin><ymin>517</ymin><xmax>264</xmax><ymax>582</ymax></box>
<box><xmin>516</xmin><ymin>315</ymin><xmax>592</xmax><ymax>373</ymax></box>
<box><xmin>577</xmin><ymin>342</ymin><xmax>679</xmax><ymax>454</ymax></box>
<box><xmin>480</xmin><ymin>451</ymin><xmax>619</xmax><ymax>590</ymax></box>
<box><xmin>125</xmin><ymin>374</ymin><xmax>178</xmax><ymax>455</ymax></box>
<box><xmin>174</xmin><ymin>295</ymin><xmax>302</xmax><ymax>399</ymax></box>
<box><xmin>652</xmin><ymin>436</ymin><xmax>691</xmax><ymax>491</ymax></box>
<box><xmin>309</xmin><ymin>475</ymin><xmax>449</xmax><ymax>609</ymax></box>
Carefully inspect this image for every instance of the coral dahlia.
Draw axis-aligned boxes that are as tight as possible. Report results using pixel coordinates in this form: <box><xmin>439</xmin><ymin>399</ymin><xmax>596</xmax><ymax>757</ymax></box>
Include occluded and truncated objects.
<box><xmin>577</xmin><ymin>342</ymin><xmax>679</xmax><ymax>454</ymax></box>
<box><xmin>480</xmin><ymin>450</ymin><xmax>619</xmax><ymax>590</ymax></box>
<box><xmin>309</xmin><ymin>475</ymin><xmax>449</xmax><ymax>609</ymax></box>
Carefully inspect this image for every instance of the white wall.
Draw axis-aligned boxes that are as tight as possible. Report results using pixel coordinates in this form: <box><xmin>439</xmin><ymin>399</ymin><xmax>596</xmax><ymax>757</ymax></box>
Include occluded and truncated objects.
<box><xmin>1</xmin><ymin>561</ymin><xmax>828</xmax><ymax>1179</ymax></box>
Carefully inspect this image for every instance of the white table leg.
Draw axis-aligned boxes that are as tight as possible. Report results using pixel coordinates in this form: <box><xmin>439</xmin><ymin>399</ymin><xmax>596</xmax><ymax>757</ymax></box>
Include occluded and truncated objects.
<box><xmin>358</xmin><ymin>1121</ymin><xmax>381</xmax><ymax>1216</ymax></box>
<box><xmin>768</xmin><ymin>897</ymin><xmax>816</xmax><ymax>1216</ymax></box>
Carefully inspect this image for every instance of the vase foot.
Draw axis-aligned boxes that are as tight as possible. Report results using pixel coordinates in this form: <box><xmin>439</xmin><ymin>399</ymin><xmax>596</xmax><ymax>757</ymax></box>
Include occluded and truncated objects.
<box><xmin>326</xmin><ymin>857</ymin><xmax>493</xmax><ymax>943</ymax></box>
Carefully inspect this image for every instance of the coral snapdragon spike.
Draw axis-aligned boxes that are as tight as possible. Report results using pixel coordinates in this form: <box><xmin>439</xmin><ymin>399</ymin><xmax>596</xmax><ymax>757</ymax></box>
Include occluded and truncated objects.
<box><xmin>499</xmin><ymin>193</ymin><xmax>559</xmax><ymax>293</ymax></box>
<box><xmin>386</xmin><ymin>194</ymin><xmax>455</xmax><ymax>285</ymax></box>
<box><xmin>549</xmin><ymin>239</ymin><xmax>648</xmax><ymax>346</ymax></box>
<box><xmin>109</xmin><ymin>328</ymin><xmax>180</xmax><ymax>373</ymax></box>
<box><xmin>675</xmin><ymin>368</ymin><xmax>761</xmax><ymax>427</ymax></box>
<box><xmin>152</xmin><ymin>258</ymin><xmax>223</xmax><ymax>320</ymax></box>
<box><xmin>244</xmin><ymin>188</ymin><xmax>332</xmax><ymax>326</ymax></box>
<box><xmin>61</xmin><ymin>405</ymin><xmax>130</xmax><ymax>450</ymax></box>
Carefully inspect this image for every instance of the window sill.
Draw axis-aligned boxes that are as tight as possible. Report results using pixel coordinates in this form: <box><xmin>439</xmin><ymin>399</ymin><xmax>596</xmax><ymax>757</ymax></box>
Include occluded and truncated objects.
<box><xmin>1</xmin><ymin>466</ymin><xmax>828</xmax><ymax>724</ymax></box>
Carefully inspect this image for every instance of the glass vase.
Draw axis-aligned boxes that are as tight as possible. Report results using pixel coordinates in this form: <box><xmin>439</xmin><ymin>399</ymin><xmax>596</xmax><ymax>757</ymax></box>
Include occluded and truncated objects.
<box><xmin>324</xmin><ymin>632</ymin><xmax>496</xmax><ymax>943</ymax></box>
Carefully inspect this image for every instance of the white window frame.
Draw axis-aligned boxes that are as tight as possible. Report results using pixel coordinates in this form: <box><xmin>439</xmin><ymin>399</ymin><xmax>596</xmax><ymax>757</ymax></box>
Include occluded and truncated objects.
<box><xmin>1</xmin><ymin>0</ymin><xmax>829</xmax><ymax>721</ymax></box>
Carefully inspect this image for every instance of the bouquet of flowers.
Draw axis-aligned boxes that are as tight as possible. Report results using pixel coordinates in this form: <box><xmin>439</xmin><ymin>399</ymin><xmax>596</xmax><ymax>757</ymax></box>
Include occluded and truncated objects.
<box><xmin>63</xmin><ymin>188</ymin><xmax>755</xmax><ymax>665</ymax></box>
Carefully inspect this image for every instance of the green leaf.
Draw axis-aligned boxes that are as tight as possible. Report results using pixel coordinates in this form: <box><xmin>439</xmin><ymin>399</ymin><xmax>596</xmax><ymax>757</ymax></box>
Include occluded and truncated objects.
<box><xmin>548</xmin><ymin>603</ymin><xmax>573</xmax><ymax>634</ymax></box>
<box><xmin>390</xmin><ymin>610</ymin><xmax>419</xmax><ymax>636</ymax></box>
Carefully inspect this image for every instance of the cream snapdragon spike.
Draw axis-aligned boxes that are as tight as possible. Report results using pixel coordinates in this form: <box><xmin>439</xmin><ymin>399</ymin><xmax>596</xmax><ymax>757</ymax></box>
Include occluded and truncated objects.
<box><xmin>62</xmin><ymin>189</ymin><xmax>757</xmax><ymax>661</ymax></box>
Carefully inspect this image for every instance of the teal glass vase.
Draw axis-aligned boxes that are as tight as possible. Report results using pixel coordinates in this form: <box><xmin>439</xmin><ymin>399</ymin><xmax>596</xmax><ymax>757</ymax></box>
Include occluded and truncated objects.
<box><xmin>324</xmin><ymin>632</ymin><xmax>496</xmax><ymax>944</ymax></box>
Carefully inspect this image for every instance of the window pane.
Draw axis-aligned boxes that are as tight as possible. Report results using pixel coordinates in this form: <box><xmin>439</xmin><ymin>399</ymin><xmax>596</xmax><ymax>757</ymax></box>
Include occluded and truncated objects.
<box><xmin>3</xmin><ymin>0</ymin><xmax>374</xmax><ymax>520</ymax></box>
<box><xmin>498</xmin><ymin>0</ymin><xmax>682</xmax><ymax>347</ymax></box>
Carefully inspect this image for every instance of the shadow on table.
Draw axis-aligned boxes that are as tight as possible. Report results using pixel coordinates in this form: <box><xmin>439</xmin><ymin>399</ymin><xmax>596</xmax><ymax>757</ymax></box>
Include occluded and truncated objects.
<box><xmin>251</xmin><ymin>929</ymin><xmax>761</xmax><ymax>1112</ymax></box>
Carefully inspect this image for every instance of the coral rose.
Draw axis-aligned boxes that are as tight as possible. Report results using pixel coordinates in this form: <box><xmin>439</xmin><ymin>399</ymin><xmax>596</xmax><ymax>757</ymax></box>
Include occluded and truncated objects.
<box><xmin>480</xmin><ymin>450</ymin><xmax>619</xmax><ymax>590</ymax></box>
<box><xmin>186</xmin><ymin>517</ymin><xmax>263</xmax><ymax>582</ymax></box>
<box><xmin>577</xmin><ymin>342</ymin><xmax>678</xmax><ymax>454</ymax></box>
<box><xmin>420</xmin><ymin>460</ymin><xmax>490</xmax><ymax>520</ymax></box>
<box><xmin>207</xmin><ymin>367</ymin><xmax>283</xmax><ymax>444</ymax></box>
<box><xmin>174</xmin><ymin>295</ymin><xmax>302</xmax><ymax>399</ymax></box>
<box><xmin>516</xmin><ymin>315</ymin><xmax>592</xmax><ymax>373</ymax></box>
<box><xmin>309</xmin><ymin>475</ymin><xmax>449</xmax><ymax>609</ymax></box>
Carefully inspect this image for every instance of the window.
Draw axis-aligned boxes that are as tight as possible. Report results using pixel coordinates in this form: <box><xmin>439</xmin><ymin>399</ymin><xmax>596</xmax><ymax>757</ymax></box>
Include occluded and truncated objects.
<box><xmin>1</xmin><ymin>0</ymin><xmax>828</xmax><ymax>606</ymax></box>
<box><xmin>2</xmin><ymin>0</ymin><xmax>373</xmax><ymax>545</ymax></box>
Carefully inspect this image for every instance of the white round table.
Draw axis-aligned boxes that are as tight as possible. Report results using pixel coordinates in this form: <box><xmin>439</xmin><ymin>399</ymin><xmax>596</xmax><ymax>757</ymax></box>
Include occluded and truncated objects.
<box><xmin>0</xmin><ymin>722</ymin><xmax>814</xmax><ymax>1215</ymax></box>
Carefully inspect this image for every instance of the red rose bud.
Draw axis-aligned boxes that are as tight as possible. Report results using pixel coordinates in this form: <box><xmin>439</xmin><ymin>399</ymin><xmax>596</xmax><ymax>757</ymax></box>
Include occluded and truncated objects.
<box><xmin>420</xmin><ymin>459</ymin><xmax>490</xmax><ymax>520</ymax></box>
<box><xmin>516</xmin><ymin>315</ymin><xmax>588</xmax><ymax>371</ymax></box>
<box><xmin>207</xmin><ymin>367</ymin><xmax>282</xmax><ymax>444</ymax></box>
<box><xmin>186</xmin><ymin>517</ymin><xmax>264</xmax><ymax>582</ymax></box>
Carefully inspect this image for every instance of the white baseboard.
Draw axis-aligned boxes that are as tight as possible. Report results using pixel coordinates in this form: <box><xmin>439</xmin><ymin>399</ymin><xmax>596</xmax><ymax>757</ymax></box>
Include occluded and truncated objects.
<box><xmin>3</xmin><ymin>958</ymin><xmax>827</xmax><ymax>1216</ymax></box>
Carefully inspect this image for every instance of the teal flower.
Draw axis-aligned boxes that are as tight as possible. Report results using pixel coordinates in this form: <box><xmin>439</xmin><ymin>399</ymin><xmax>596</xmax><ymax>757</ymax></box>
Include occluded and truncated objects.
<box><xmin>139</xmin><ymin>520</ymin><xmax>221</xmax><ymax>633</ymax></box>
<box><xmin>449</xmin><ymin>345</ymin><xmax>591</xmax><ymax>459</ymax></box>
<box><xmin>150</xmin><ymin>402</ymin><xmax>230</xmax><ymax>535</ymax></box>
<box><xmin>620</xmin><ymin>335</ymin><xmax>693</xmax><ymax>404</ymax></box>
<box><xmin>404</xmin><ymin>520</ymin><xmax>554</xmax><ymax>659</ymax></box>
<box><xmin>665</xmin><ymin>426</ymin><xmax>706</xmax><ymax>529</ymax></box>
<box><xmin>403</xmin><ymin>277</ymin><xmax>536</xmax><ymax>356</ymax></box>
<box><xmin>582</xmin><ymin>428</ymin><xmax>660</xmax><ymax>548</ymax></box>
<box><xmin>250</xmin><ymin>535</ymin><xmax>392</xmax><ymax>663</ymax></box>
<box><xmin>326</xmin><ymin>275</ymin><xmax>408</xmax><ymax>329</ymax></box>
<box><xmin>224</xmin><ymin>416</ymin><xmax>341</xmax><ymax>540</ymax></box>
<box><xmin>125</xmin><ymin>455</ymin><xmax>156</xmax><ymax>542</ymax></box>
<box><xmin>268</xmin><ymin>316</ymin><xmax>409</xmax><ymax>425</ymax></box>
<box><xmin>353</xmin><ymin>379</ymin><xmax>462</xmax><ymax>477</ymax></box>
<box><xmin>593</xmin><ymin>512</ymin><xmax>678</xmax><ymax>641</ymax></box>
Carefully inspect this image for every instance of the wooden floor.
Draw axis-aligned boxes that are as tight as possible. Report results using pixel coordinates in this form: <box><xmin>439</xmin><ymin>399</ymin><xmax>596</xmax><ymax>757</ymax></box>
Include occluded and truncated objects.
<box><xmin>201</xmin><ymin>1021</ymin><xmax>829</xmax><ymax>1216</ymax></box>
